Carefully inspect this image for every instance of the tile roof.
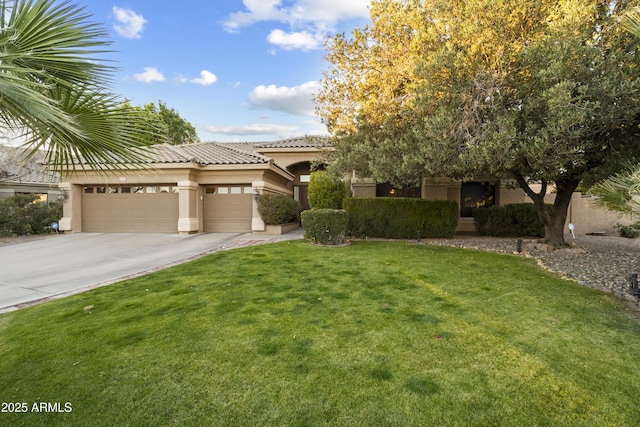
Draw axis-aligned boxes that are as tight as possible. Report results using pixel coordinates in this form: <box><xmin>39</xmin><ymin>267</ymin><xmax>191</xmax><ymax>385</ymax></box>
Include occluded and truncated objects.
<box><xmin>153</xmin><ymin>142</ymin><xmax>271</xmax><ymax>166</ymax></box>
<box><xmin>0</xmin><ymin>145</ymin><xmax>59</xmax><ymax>185</ymax></box>
<box><xmin>253</xmin><ymin>135</ymin><xmax>331</xmax><ymax>149</ymax></box>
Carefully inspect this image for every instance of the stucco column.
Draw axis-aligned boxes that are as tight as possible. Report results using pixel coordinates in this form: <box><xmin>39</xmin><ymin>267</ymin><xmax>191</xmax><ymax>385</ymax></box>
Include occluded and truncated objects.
<box><xmin>177</xmin><ymin>180</ymin><xmax>200</xmax><ymax>234</ymax></box>
<box><xmin>58</xmin><ymin>182</ymin><xmax>82</xmax><ymax>233</ymax></box>
<box><xmin>251</xmin><ymin>183</ymin><xmax>265</xmax><ymax>232</ymax></box>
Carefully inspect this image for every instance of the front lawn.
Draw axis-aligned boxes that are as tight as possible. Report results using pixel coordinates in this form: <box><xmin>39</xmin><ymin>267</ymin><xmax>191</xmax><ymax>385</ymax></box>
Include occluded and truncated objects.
<box><xmin>1</xmin><ymin>240</ymin><xmax>639</xmax><ymax>426</ymax></box>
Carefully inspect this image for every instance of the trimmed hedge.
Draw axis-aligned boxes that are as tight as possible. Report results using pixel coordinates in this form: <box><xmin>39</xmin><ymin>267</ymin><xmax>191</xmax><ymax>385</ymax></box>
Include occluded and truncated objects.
<box><xmin>473</xmin><ymin>203</ymin><xmax>547</xmax><ymax>237</ymax></box>
<box><xmin>257</xmin><ymin>193</ymin><xmax>302</xmax><ymax>225</ymax></box>
<box><xmin>301</xmin><ymin>209</ymin><xmax>349</xmax><ymax>245</ymax></box>
<box><xmin>0</xmin><ymin>194</ymin><xmax>62</xmax><ymax>237</ymax></box>
<box><xmin>343</xmin><ymin>198</ymin><xmax>458</xmax><ymax>239</ymax></box>
<box><xmin>308</xmin><ymin>171</ymin><xmax>349</xmax><ymax>209</ymax></box>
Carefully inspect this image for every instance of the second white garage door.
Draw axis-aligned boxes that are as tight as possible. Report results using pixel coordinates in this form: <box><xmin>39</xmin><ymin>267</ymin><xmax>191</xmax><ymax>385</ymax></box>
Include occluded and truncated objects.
<box><xmin>203</xmin><ymin>185</ymin><xmax>253</xmax><ymax>232</ymax></box>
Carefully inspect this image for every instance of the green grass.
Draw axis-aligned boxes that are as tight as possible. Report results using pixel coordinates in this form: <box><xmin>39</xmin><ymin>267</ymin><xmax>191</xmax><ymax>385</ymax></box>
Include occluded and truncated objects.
<box><xmin>1</xmin><ymin>240</ymin><xmax>640</xmax><ymax>426</ymax></box>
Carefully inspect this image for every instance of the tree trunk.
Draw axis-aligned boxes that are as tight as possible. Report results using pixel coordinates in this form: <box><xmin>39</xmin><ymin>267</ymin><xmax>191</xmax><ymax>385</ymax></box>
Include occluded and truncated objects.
<box><xmin>514</xmin><ymin>175</ymin><xmax>580</xmax><ymax>248</ymax></box>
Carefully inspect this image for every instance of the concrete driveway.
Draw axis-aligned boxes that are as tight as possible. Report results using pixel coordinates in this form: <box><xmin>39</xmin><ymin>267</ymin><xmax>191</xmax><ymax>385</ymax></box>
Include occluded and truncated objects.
<box><xmin>0</xmin><ymin>230</ymin><xmax>304</xmax><ymax>312</ymax></box>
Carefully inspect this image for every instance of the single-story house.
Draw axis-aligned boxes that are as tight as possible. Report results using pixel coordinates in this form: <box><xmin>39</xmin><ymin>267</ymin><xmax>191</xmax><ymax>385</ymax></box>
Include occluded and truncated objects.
<box><xmin>58</xmin><ymin>137</ymin><xmax>328</xmax><ymax>234</ymax></box>
<box><xmin>57</xmin><ymin>136</ymin><xmax>627</xmax><ymax>235</ymax></box>
<box><xmin>0</xmin><ymin>145</ymin><xmax>64</xmax><ymax>202</ymax></box>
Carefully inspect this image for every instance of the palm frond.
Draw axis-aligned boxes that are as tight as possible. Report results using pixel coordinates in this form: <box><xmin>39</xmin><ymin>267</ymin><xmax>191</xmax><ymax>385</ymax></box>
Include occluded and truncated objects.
<box><xmin>590</xmin><ymin>165</ymin><xmax>640</xmax><ymax>216</ymax></box>
<box><xmin>619</xmin><ymin>6</ymin><xmax>640</xmax><ymax>39</ymax></box>
<box><xmin>0</xmin><ymin>0</ymin><xmax>159</xmax><ymax>172</ymax></box>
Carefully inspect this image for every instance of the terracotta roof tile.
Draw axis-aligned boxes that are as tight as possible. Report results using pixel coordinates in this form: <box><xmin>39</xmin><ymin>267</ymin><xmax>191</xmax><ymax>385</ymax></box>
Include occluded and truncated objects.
<box><xmin>253</xmin><ymin>136</ymin><xmax>330</xmax><ymax>149</ymax></box>
<box><xmin>157</xmin><ymin>142</ymin><xmax>271</xmax><ymax>166</ymax></box>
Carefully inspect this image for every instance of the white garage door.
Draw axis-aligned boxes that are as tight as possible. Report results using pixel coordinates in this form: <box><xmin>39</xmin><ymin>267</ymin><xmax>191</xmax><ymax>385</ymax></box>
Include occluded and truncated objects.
<box><xmin>203</xmin><ymin>185</ymin><xmax>253</xmax><ymax>232</ymax></box>
<box><xmin>82</xmin><ymin>185</ymin><xmax>179</xmax><ymax>233</ymax></box>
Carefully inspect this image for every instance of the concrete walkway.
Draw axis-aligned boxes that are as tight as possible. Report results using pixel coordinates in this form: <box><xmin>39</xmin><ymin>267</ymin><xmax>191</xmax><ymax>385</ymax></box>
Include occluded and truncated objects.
<box><xmin>0</xmin><ymin>229</ymin><xmax>305</xmax><ymax>313</ymax></box>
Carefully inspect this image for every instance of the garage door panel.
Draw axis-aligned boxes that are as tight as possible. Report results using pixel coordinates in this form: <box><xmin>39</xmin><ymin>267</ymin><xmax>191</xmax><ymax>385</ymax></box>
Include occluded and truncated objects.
<box><xmin>204</xmin><ymin>185</ymin><xmax>252</xmax><ymax>232</ymax></box>
<box><xmin>82</xmin><ymin>186</ymin><xmax>178</xmax><ymax>233</ymax></box>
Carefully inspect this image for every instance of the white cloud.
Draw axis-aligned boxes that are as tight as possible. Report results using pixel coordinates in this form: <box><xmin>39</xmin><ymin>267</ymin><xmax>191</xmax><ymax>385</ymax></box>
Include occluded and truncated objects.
<box><xmin>134</xmin><ymin>67</ymin><xmax>165</xmax><ymax>83</ymax></box>
<box><xmin>224</xmin><ymin>0</ymin><xmax>369</xmax><ymax>31</ymax></box>
<box><xmin>222</xmin><ymin>0</ymin><xmax>369</xmax><ymax>51</ymax></box>
<box><xmin>112</xmin><ymin>7</ymin><xmax>147</xmax><ymax>39</ymax></box>
<box><xmin>204</xmin><ymin>123</ymin><xmax>298</xmax><ymax>137</ymax></box>
<box><xmin>267</xmin><ymin>29</ymin><xmax>324</xmax><ymax>51</ymax></box>
<box><xmin>190</xmin><ymin>70</ymin><xmax>218</xmax><ymax>86</ymax></box>
<box><xmin>248</xmin><ymin>81</ymin><xmax>320</xmax><ymax>116</ymax></box>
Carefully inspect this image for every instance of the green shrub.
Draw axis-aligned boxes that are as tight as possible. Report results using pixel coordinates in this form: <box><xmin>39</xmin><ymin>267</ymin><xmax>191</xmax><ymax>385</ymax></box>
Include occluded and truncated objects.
<box><xmin>473</xmin><ymin>203</ymin><xmax>548</xmax><ymax>237</ymax></box>
<box><xmin>617</xmin><ymin>222</ymin><xmax>640</xmax><ymax>238</ymax></box>
<box><xmin>308</xmin><ymin>171</ymin><xmax>349</xmax><ymax>209</ymax></box>
<box><xmin>257</xmin><ymin>193</ymin><xmax>302</xmax><ymax>225</ymax></box>
<box><xmin>0</xmin><ymin>194</ymin><xmax>62</xmax><ymax>237</ymax></box>
<box><xmin>301</xmin><ymin>209</ymin><xmax>349</xmax><ymax>245</ymax></box>
<box><xmin>343</xmin><ymin>198</ymin><xmax>458</xmax><ymax>239</ymax></box>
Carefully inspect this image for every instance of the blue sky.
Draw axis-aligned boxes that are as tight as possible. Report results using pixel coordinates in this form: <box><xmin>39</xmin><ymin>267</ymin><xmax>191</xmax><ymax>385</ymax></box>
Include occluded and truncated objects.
<box><xmin>77</xmin><ymin>0</ymin><xmax>371</xmax><ymax>143</ymax></box>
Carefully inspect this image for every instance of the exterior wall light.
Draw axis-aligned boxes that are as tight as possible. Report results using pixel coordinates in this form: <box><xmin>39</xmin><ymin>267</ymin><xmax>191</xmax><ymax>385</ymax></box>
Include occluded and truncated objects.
<box><xmin>253</xmin><ymin>189</ymin><xmax>260</xmax><ymax>201</ymax></box>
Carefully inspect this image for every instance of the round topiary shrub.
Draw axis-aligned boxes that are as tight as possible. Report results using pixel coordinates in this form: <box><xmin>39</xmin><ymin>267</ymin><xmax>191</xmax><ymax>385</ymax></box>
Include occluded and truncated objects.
<box><xmin>257</xmin><ymin>193</ymin><xmax>302</xmax><ymax>225</ymax></box>
<box><xmin>301</xmin><ymin>209</ymin><xmax>349</xmax><ymax>245</ymax></box>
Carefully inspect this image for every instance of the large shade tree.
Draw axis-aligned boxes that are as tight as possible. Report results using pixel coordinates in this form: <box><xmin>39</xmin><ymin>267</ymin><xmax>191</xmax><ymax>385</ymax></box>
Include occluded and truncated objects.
<box><xmin>591</xmin><ymin>6</ymin><xmax>640</xmax><ymax>216</ymax></box>
<box><xmin>0</xmin><ymin>0</ymin><xmax>158</xmax><ymax>173</ymax></box>
<box><xmin>317</xmin><ymin>0</ymin><xmax>640</xmax><ymax>247</ymax></box>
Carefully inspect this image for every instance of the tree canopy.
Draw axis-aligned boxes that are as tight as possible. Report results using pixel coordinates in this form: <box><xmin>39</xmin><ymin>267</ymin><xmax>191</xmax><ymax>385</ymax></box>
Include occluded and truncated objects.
<box><xmin>316</xmin><ymin>0</ymin><xmax>640</xmax><ymax>246</ymax></box>
<box><xmin>119</xmin><ymin>100</ymin><xmax>200</xmax><ymax>146</ymax></box>
<box><xmin>590</xmin><ymin>5</ymin><xmax>640</xmax><ymax>216</ymax></box>
<box><xmin>0</xmin><ymin>0</ymin><xmax>159</xmax><ymax>173</ymax></box>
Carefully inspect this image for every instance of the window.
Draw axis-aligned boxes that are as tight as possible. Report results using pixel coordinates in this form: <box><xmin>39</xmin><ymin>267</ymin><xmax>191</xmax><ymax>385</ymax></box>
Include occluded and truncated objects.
<box><xmin>300</xmin><ymin>174</ymin><xmax>311</xmax><ymax>183</ymax></box>
<box><xmin>121</xmin><ymin>186</ymin><xmax>131</xmax><ymax>194</ymax></box>
<box><xmin>134</xmin><ymin>186</ymin><xmax>144</xmax><ymax>194</ymax></box>
<box><xmin>159</xmin><ymin>186</ymin><xmax>170</xmax><ymax>193</ymax></box>
<box><xmin>205</xmin><ymin>187</ymin><xmax>216</xmax><ymax>195</ymax></box>
<box><xmin>146</xmin><ymin>186</ymin><xmax>157</xmax><ymax>194</ymax></box>
<box><xmin>230</xmin><ymin>186</ymin><xmax>242</xmax><ymax>194</ymax></box>
<box><xmin>84</xmin><ymin>187</ymin><xmax>94</xmax><ymax>194</ymax></box>
<box><xmin>108</xmin><ymin>187</ymin><xmax>118</xmax><ymax>194</ymax></box>
<box><xmin>96</xmin><ymin>187</ymin><xmax>106</xmax><ymax>194</ymax></box>
<box><xmin>244</xmin><ymin>187</ymin><xmax>253</xmax><ymax>194</ymax></box>
<box><xmin>218</xmin><ymin>187</ymin><xmax>229</xmax><ymax>195</ymax></box>
<box><xmin>460</xmin><ymin>182</ymin><xmax>495</xmax><ymax>217</ymax></box>
<box><xmin>171</xmin><ymin>186</ymin><xmax>179</xmax><ymax>194</ymax></box>
<box><xmin>376</xmin><ymin>182</ymin><xmax>421</xmax><ymax>198</ymax></box>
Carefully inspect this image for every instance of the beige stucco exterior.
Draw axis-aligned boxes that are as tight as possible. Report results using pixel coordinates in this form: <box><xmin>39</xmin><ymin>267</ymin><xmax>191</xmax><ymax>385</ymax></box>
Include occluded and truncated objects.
<box><xmin>57</xmin><ymin>139</ymin><xmax>326</xmax><ymax>235</ymax></box>
<box><xmin>53</xmin><ymin>137</ymin><xmax>632</xmax><ymax>237</ymax></box>
<box><xmin>352</xmin><ymin>175</ymin><xmax>630</xmax><ymax>235</ymax></box>
<box><xmin>59</xmin><ymin>162</ymin><xmax>295</xmax><ymax>234</ymax></box>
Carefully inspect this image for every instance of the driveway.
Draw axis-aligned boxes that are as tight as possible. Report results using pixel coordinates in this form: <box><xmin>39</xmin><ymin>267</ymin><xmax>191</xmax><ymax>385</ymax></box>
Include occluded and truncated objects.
<box><xmin>0</xmin><ymin>230</ymin><xmax>304</xmax><ymax>312</ymax></box>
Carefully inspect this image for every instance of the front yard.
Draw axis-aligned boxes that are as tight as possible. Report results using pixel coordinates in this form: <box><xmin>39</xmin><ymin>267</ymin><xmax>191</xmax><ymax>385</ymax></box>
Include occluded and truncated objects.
<box><xmin>1</xmin><ymin>240</ymin><xmax>639</xmax><ymax>426</ymax></box>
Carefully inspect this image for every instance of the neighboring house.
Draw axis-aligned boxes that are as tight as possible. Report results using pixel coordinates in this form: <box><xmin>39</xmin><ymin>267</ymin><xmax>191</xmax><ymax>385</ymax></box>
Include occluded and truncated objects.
<box><xmin>0</xmin><ymin>145</ymin><xmax>63</xmax><ymax>201</ymax></box>
<box><xmin>58</xmin><ymin>136</ymin><xmax>327</xmax><ymax>234</ymax></box>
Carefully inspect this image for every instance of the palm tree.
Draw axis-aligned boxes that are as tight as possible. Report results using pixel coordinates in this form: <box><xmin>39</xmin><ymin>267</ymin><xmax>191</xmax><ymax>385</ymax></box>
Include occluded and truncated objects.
<box><xmin>591</xmin><ymin>7</ymin><xmax>640</xmax><ymax>216</ymax></box>
<box><xmin>0</xmin><ymin>0</ymin><xmax>156</xmax><ymax>173</ymax></box>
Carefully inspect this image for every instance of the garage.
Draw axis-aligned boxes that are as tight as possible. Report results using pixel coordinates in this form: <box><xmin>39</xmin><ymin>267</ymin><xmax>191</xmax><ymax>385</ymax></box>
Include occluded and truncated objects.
<box><xmin>82</xmin><ymin>184</ymin><xmax>179</xmax><ymax>233</ymax></box>
<box><xmin>203</xmin><ymin>185</ymin><xmax>253</xmax><ymax>232</ymax></box>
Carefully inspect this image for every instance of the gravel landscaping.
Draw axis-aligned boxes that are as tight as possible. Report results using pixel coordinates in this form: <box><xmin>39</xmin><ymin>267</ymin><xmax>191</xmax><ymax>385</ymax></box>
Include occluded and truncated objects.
<box><xmin>422</xmin><ymin>234</ymin><xmax>640</xmax><ymax>304</ymax></box>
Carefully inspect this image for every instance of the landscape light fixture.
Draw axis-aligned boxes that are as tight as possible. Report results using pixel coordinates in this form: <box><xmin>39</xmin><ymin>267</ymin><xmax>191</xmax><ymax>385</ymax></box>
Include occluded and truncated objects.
<box><xmin>629</xmin><ymin>272</ymin><xmax>639</xmax><ymax>298</ymax></box>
